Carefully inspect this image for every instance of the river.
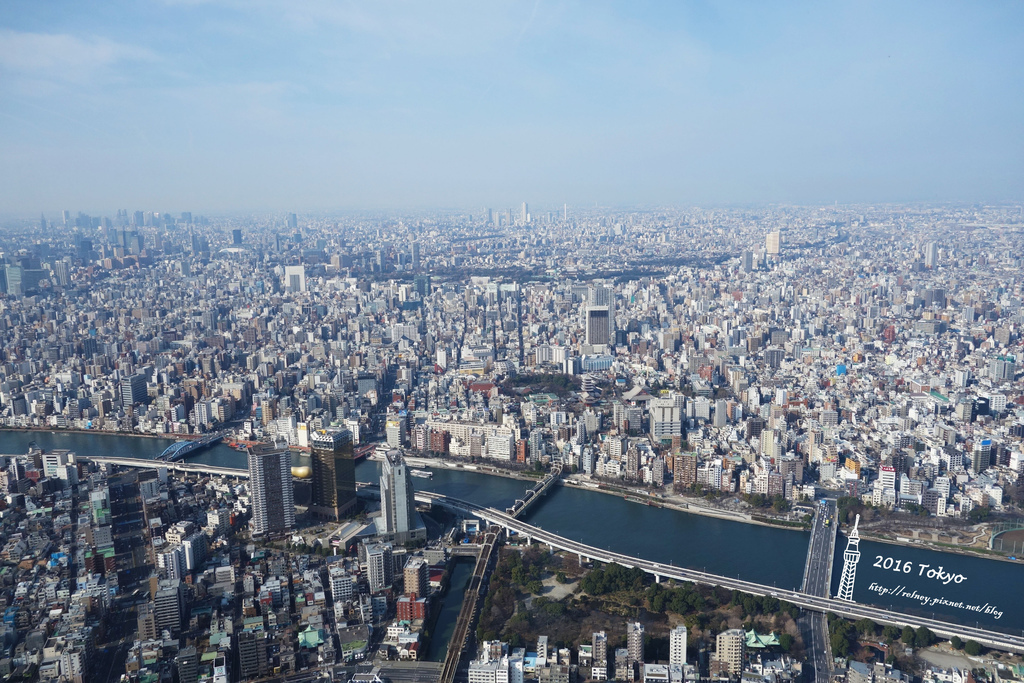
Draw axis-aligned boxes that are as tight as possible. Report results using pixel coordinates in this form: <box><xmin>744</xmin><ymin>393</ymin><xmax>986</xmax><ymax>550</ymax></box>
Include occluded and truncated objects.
<box><xmin>2</xmin><ymin>430</ymin><xmax>1021</xmax><ymax>634</ymax></box>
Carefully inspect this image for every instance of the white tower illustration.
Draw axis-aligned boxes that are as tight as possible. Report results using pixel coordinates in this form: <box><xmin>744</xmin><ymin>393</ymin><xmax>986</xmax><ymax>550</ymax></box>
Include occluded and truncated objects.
<box><xmin>836</xmin><ymin>514</ymin><xmax>861</xmax><ymax>602</ymax></box>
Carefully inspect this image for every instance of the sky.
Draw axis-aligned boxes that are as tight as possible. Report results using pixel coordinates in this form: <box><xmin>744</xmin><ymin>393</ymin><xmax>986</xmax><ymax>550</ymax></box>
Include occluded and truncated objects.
<box><xmin>1</xmin><ymin>1</ymin><xmax>1022</xmax><ymax>216</ymax></box>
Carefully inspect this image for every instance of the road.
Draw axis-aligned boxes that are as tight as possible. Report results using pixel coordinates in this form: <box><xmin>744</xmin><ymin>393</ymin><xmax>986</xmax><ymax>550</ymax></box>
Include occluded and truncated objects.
<box><xmin>800</xmin><ymin>500</ymin><xmax>838</xmax><ymax>683</ymax></box>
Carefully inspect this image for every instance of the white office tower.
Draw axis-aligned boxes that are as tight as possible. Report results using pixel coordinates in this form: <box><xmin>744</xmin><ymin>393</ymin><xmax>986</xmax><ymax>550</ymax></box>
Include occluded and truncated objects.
<box><xmin>284</xmin><ymin>264</ymin><xmax>306</xmax><ymax>293</ymax></box>
<box><xmin>381</xmin><ymin>449</ymin><xmax>416</xmax><ymax>541</ymax></box>
<box><xmin>669</xmin><ymin>625</ymin><xmax>687</xmax><ymax>665</ymax></box>
<box><xmin>836</xmin><ymin>514</ymin><xmax>861</xmax><ymax>601</ymax></box>
<box><xmin>925</xmin><ymin>241</ymin><xmax>938</xmax><ymax>268</ymax></box>
<box><xmin>649</xmin><ymin>397</ymin><xmax>682</xmax><ymax>441</ymax></box>
<box><xmin>765</xmin><ymin>231</ymin><xmax>781</xmax><ymax>256</ymax></box>
<box><xmin>247</xmin><ymin>446</ymin><xmax>295</xmax><ymax>536</ymax></box>
<box><xmin>521</xmin><ymin>202</ymin><xmax>529</xmax><ymax>224</ymax></box>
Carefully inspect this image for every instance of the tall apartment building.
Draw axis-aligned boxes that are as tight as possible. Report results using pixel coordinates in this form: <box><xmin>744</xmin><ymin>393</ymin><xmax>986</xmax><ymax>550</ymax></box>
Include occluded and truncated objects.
<box><xmin>715</xmin><ymin>629</ymin><xmax>745</xmax><ymax>675</ymax></box>
<box><xmin>669</xmin><ymin>625</ymin><xmax>687</xmax><ymax>665</ymax></box>
<box><xmin>247</xmin><ymin>446</ymin><xmax>295</xmax><ymax>536</ymax></box>
<box><xmin>365</xmin><ymin>542</ymin><xmax>394</xmax><ymax>593</ymax></box>
<box><xmin>592</xmin><ymin>631</ymin><xmax>608</xmax><ymax>680</ymax></box>
<box><xmin>626</xmin><ymin>622</ymin><xmax>644</xmax><ymax>666</ymax></box>
<box><xmin>238</xmin><ymin>630</ymin><xmax>269</xmax><ymax>679</ymax></box>
<box><xmin>404</xmin><ymin>557</ymin><xmax>428</xmax><ymax>598</ymax></box>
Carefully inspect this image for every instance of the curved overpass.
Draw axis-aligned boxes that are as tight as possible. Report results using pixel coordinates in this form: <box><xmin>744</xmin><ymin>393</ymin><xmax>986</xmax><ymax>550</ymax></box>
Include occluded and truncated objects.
<box><xmin>415</xmin><ymin>491</ymin><xmax>1024</xmax><ymax>655</ymax></box>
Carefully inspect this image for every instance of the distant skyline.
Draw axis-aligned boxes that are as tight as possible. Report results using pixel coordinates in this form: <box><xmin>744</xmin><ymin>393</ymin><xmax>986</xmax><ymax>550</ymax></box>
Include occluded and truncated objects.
<box><xmin>1</xmin><ymin>1</ymin><xmax>1022</xmax><ymax>216</ymax></box>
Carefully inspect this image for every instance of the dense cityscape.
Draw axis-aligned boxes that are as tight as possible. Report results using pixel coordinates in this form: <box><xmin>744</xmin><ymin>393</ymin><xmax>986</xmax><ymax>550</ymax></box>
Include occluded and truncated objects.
<box><xmin>0</xmin><ymin>203</ymin><xmax>1021</xmax><ymax>683</ymax></box>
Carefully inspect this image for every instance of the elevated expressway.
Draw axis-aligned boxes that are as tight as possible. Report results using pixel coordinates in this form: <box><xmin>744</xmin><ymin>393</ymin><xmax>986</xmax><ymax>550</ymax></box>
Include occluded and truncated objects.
<box><xmin>417</xmin><ymin>491</ymin><xmax>1024</xmax><ymax>655</ymax></box>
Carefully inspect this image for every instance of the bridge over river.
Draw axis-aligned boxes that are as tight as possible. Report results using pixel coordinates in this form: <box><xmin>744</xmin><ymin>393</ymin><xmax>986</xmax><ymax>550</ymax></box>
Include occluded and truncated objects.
<box><xmin>416</xmin><ymin>490</ymin><xmax>1024</xmax><ymax>657</ymax></box>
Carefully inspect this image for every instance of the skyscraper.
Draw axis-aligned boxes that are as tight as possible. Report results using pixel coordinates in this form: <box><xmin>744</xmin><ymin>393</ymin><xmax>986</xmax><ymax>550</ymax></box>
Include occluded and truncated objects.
<box><xmin>925</xmin><ymin>241</ymin><xmax>938</xmax><ymax>268</ymax></box>
<box><xmin>232</xmin><ymin>228</ymin><xmax>243</xmax><ymax>246</ymax></box>
<box><xmin>247</xmin><ymin>445</ymin><xmax>295</xmax><ymax>536</ymax></box>
<box><xmin>585</xmin><ymin>307</ymin><xmax>611</xmax><ymax>346</ymax></box>
<box><xmin>411</xmin><ymin>241</ymin><xmax>420</xmax><ymax>270</ymax></box>
<box><xmin>310</xmin><ymin>429</ymin><xmax>357</xmax><ymax>520</ymax></box>
<box><xmin>521</xmin><ymin>202</ymin><xmax>529</xmax><ymax>224</ymax></box>
<box><xmin>380</xmin><ymin>449</ymin><xmax>416</xmax><ymax>542</ymax></box>
<box><xmin>765</xmin><ymin>231</ymin><xmax>781</xmax><ymax>256</ymax></box>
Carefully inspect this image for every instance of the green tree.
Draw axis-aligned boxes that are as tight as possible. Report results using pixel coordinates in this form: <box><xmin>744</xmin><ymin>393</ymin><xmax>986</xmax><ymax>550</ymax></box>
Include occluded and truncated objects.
<box><xmin>964</xmin><ymin>640</ymin><xmax>982</xmax><ymax>656</ymax></box>
<box><xmin>901</xmin><ymin>625</ymin><xmax>916</xmax><ymax>644</ymax></box>
<box><xmin>855</xmin><ymin>618</ymin><xmax>877</xmax><ymax>637</ymax></box>
<box><xmin>950</xmin><ymin>636</ymin><xmax>964</xmax><ymax>650</ymax></box>
<box><xmin>881</xmin><ymin>625</ymin><xmax>900</xmax><ymax>643</ymax></box>
<box><xmin>914</xmin><ymin>626</ymin><xmax>934</xmax><ymax>649</ymax></box>
<box><xmin>778</xmin><ymin>633</ymin><xmax>794</xmax><ymax>652</ymax></box>
<box><xmin>968</xmin><ymin>506</ymin><xmax>991</xmax><ymax>523</ymax></box>
<box><xmin>830</xmin><ymin>630</ymin><xmax>851</xmax><ymax>657</ymax></box>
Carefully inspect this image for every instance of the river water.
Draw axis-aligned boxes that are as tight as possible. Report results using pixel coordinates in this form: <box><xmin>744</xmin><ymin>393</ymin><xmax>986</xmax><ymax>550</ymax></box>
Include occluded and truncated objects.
<box><xmin>3</xmin><ymin>430</ymin><xmax>1021</xmax><ymax>634</ymax></box>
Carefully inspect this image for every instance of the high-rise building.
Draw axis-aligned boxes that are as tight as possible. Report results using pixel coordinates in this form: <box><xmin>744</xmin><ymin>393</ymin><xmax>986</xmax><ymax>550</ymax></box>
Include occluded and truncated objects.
<box><xmin>120</xmin><ymin>373</ymin><xmax>148</xmax><ymax>409</ymax></box>
<box><xmin>247</xmin><ymin>446</ymin><xmax>295</xmax><ymax>536</ymax></box>
<box><xmin>925</xmin><ymin>241</ymin><xmax>938</xmax><ymax>268</ymax></box>
<box><xmin>137</xmin><ymin>602</ymin><xmax>157</xmax><ymax>640</ymax></box>
<box><xmin>53</xmin><ymin>259</ymin><xmax>71</xmax><ymax>287</ymax></box>
<box><xmin>521</xmin><ymin>202</ymin><xmax>529</xmax><ymax>224</ymax></box>
<box><xmin>592</xmin><ymin>631</ymin><xmax>608</xmax><ymax>679</ymax></box>
<box><xmin>238</xmin><ymin>630</ymin><xmax>269</xmax><ymax>679</ymax></box>
<box><xmin>649</xmin><ymin>397</ymin><xmax>682</xmax><ymax>442</ymax></box>
<box><xmin>154</xmin><ymin>578</ymin><xmax>185</xmax><ymax>636</ymax></box>
<box><xmin>176</xmin><ymin>647</ymin><xmax>199</xmax><ymax>683</ymax></box>
<box><xmin>404</xmin><ymin>557</ymin><xmax>428</xmax><ymax>598</ymax></box>
<box><xmin>365</xmin><ymin>542</ymin><xmax>394</xmax><ymax>593</ymax></box>
<box><xmin>232</xmin><ymin>228</ymin><xmax>243</xmax><ymax>246</ymax></box>
<box><xmin>411</xmin><ymin>241</ymin><xmax>420</xmax><ymax>270</ymax></box>
<box><xmin>715</xmin><ymin>629</ymin><xmax>745</xmax><ymax>675</ymax></box>
<box><xmin>381</xmin><ymin>449</ymin><xmax>417</xmax><ymax>542</ymax></box>
<box><xmin>585</xmin><ymin>307</ymin><xmax>611</xmax><ymax>346</ymax></box>
<box><xmin>972</xmin><ymin>439</ymin><xmax>992</xmax><ymax>474</ymax></box>
<box><xmin>989</xmin><ymin>357</ymin><xmax>1016</xmax><ymax>382</ymax></box>
<box><xmin>741</xmin><ymin>250</ymin><xmax>754</xmax><ymax>273</ymax></box>
<box><xmin>674</xmin><ymin>453</ymin><xmax>697</xmax><ymax>490</ymax></box>
<box><xmin>669</xmin><ymin>625</ymin><xmax>687</xmax><ymax>666</ymax></box>
<box><xmin>287</xmin><ymin>212</ymin><xmax>298</xmax><ymax>228</ymax></box>
<box><xmin>765</xmin><ymin>231</ymin><xmax>781</xmax><ymax>256</ymax></box>
<box><xmin>626</xmin><ymin>622</ymin><xmax>644</xmax><ymax>666</ymax></box>
<box><xmin>284</xmin><ymin>265</ymin><xmax>306</xmax><ymax>293</ymax></box>
<box><xmin>310</xmin><ymin>429</ymin><xmax>357</xmax><ymax>520</ymax></box>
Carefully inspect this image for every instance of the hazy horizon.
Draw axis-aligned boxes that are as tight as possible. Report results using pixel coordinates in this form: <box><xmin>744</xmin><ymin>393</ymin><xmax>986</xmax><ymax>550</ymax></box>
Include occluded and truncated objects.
<box><xmin>2</xmin><ymin>1</ymin><xmax>1023</xmax><ymax>215</ymax></box>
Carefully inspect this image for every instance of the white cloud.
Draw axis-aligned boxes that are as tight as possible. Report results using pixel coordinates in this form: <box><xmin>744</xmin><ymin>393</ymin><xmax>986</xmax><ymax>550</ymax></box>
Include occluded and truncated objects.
<box><xmin>0</xmin><ymin>29</ymin><xmax>155</xmax><ymax>81</ymax></box>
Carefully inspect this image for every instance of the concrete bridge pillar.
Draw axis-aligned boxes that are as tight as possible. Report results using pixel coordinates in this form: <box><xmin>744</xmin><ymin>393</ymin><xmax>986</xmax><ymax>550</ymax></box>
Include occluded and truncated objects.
<box><xmin>655</xmin><ymin>575</ymin><xmax>662</xmax><ymax>584</ymax></box>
